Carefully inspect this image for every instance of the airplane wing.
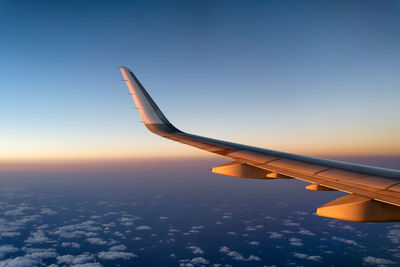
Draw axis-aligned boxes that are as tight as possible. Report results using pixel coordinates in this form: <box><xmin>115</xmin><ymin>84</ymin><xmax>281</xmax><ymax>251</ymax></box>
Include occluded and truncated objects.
<box><xmin>119</xmin><ymin>66</ymin><xmax>400</xmax><ymax>222</ymax></box>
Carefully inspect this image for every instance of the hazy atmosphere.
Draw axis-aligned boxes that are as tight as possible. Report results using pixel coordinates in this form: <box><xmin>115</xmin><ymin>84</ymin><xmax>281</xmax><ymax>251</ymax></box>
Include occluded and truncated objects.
<box><xmin>0</xmin><ymin>158</ymin><xmax>400</xmax><ymax>266</ymax></box>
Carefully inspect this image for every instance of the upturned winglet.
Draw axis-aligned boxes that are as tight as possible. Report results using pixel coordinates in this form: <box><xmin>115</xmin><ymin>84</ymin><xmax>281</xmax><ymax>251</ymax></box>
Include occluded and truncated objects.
<box><xmin>119</xmin><ymin>67</ymin><xmax>181</xmax><ymax>135</ymax></box>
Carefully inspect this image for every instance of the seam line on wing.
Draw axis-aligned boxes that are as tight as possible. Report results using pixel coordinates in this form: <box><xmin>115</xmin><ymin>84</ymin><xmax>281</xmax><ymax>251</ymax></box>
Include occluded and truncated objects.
<box><xmin>313</xmin><ymin>168</ymin><xmax>332</xmax><ymax>175</ymax></box>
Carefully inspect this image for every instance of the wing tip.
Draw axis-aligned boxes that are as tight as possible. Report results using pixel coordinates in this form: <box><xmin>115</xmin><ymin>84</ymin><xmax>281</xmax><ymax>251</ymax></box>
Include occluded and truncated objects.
<box><xmin>117</xmin><ymin>66</ymin><xmax>131</xmax><ymax>72</ymax></box>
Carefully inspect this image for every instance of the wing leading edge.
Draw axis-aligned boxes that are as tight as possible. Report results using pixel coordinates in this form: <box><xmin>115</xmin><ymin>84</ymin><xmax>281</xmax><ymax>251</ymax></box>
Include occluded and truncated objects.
<box><xmin>120</xmin><ymin>67</ymin><xmax>400</xmax><ymax>222</ymax></box>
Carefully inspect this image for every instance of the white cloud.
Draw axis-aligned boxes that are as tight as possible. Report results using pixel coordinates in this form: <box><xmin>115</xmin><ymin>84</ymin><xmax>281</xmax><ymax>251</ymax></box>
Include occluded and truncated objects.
<box><xmin>61</xmin><ymin>242</ymin><xmax>81</xmax><ymax>249</ymax></box>
<box><xmin>293</xmin><ymin>253</ymin><xmax>322</xmax><ymax>262</ymax></box>
<box><xmin>228</xmin><ymin>251</ymin><xmax>246</xmax><ymax>261</ymax></box>
<box><xmin>36</xmin><ymin>224</ymin><xmax>49</xmax><ymax>230</ymax></box>
<box><xmin>136</xmin><ymin>226</ymin><xmax>152</xmax><ymax>230</ymax></box>
<box><xmin>108</xmin><ymin>240</ymin><xmax>119</xmax><ymax>246</ymax></box>
<box><xmin>268</xmin><ymin>232</ymin><xmax>283</xmax><ymax>239</ymax></box>
<box><xmin>289</xmin><ymin>238</ymin><xmax>303</xmax><ymax>247</ymax></box>
<box><xmin>341</xmin><ymin>225</ymin><xmax>355</xmax><ymax>231</ymax></box>
<box><xmin>298</xmin><ymin>228</ymin><xmax>315</xmax><ymax>236</ymax></box>
<box><xmin>283</xmin><ymin>220</ymin><xmax>300</xmax><ymax>227</ymax></box>
<box><xmin>119</xmin><ymin>216</ymin><xmax>138</xmax><ymax>222</ymax></box>
<box><xmin>98</xmin><ymin>251</ymin><xmax>137</xmax><ymax>260</ymax></box>
<box><xmin>0</xmin><ymin>256</ymin><xmax>39</xmax><ymax>267</ymax></box>
<box><xmin>159</xmin><ymin>216</ymin><xmax>168</xmax><ymax>220</ymax></box>
<box><xmin>248</xmin><ymin>255</ymin><xmax>261</xmax><ymax>261</ymax></box>
<box><xmin>18</xmin><ymin>215</ymin><xmax>40</xmax><ymax>224</ymax></box>
<box><xmin>25</xmin><ymin>230</ymin><xmax>52</xmax><ymax>244</ymax></box>
<box><xmin>249</xmin><ymin>241</ymin><xmax>259</xmax><ymax>246</ymax></box>
<box><xmin>0</xmin><ymin>245</ymin><xmax>19</xmax><ymax>259</ymax></box>
<box><xmin>22</xmin><ymin>248</ymin><xmax>57</xmax><ymax>260</ymax></box>
<box><xmin>191</xmin><ymin>257</ymin><xmax>209</xmax><ymax>265</ymax></box>
<box><xmin>109</xmin><ymin>245</ymin><xmax>127</xmax><ymax>251</ymax></box>
<box><xmin>179</xmin><ymin>257</ymin><xmax>210</xmax><ymax>266</ymax></box>
<box><xmin>387</xmin><ymin>230</ymin><xmax>400</xmax><ymax>244</ymax></box>
<box><xmin>57</xmin><ymin>230</ymin><xmax>98</xmax><ymax>239</ymax></box>
<box><xmin>86</xmin><ymin>238</ymin><xmax>107</xmax><ymax>245</ymax></box>
<box><xmin>219</xmin><ymin>246</ymin><xmax>261</xmax><ymax>261</ymax></box>
<box><xmin>57</xmin><ymin>253</ymin><xmax>95</xmax><ymax>265</ymax></box>
<box><xmin>0</xmin><ymin>248</ymin><xmax>57</xmax><ymax>267</ymax></box>
<box><xmin>4</xmin><ymin>205</ymin><xmax>33</xmax><ymax>216</ymax></box>
<box><xmin>53</xmin><ymin>220</ymin><xmax>101</xmax><ymax>239</ymax></box>
<box><xmin>41</xmin><ymin>208</ymin><xmax>56</xmax><ymax>215</ymax></box>
<box><xmin>113</xmin><ymin>231</ymin><xmax>125</xmax><ymax>238</ymax></box>
<box><xmin>22</xmin><ymin>247</ymin><xmax>54</xmax><ymax>254</ymax></box>
<box><xmin>119</xmin><ymin>216</ymin><xmax>138</xmax><ymax>227</ymax></box>
<box><xmin>121</xmin><ymin>221</ymin><xmax>134</xmax><ymax>226</ymax></box>
<box><xmin>187</xmin><ymin>246</ymin><xmax>204</xmax><ymax>255</ymax></box>
<box><xmin>102</xmin><ymin>222</ymin><xmax>116</xmax><ymax>228</ymax></box>
<box><xmin>179</xmin><ymin>259</ymin><xmax>194</xmax><ymax>267</ymax></box>
<box><xmin>331</xmin><ymin>236</ymin><xmax>358</xmax><ymax>246</ymax></box>
<box><xmin>220</xmin><ymin>246</ymin><xmax>230</xmax><ymax>253</ymax></box>
<box><xmin>363</xmin><ymin>256</ymin><xmax>396</xmax><ymax>266</ymax></box>
<box><xmin>0</xmin><ymin>232</ymin><xmax>21</xmax><ymax>238</ymax></box>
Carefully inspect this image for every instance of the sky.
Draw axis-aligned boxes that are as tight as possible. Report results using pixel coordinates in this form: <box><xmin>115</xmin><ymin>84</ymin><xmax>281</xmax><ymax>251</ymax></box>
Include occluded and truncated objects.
<box><xmin>1</xmin><ymin>0</ymin><xmax>400</xmax><ymax>162</ymax></box>
<box><xmin>0</xmin><ymin>2</ymin><xmax>400</xmax><ymax>266</ymax></box>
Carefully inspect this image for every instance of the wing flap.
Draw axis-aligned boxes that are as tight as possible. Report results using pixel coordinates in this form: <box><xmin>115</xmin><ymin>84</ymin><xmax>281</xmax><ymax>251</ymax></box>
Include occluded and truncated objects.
<box><xmin>266</xmin><ymin>159</ymin><xmax>330</xmax><ymax>175</ymax></box>
<box><xmin>316</xmin><ymin>169</ymin><xmax>398</xmax><ymax>189</ymax></box>
<box><xmin>228</xmin><ymin>150</ymin><xmax>279</xmax><ymax>163</ymax></box>
<box><xmin>232</xmin><ymin>156</ymin><xmax>400</xmax><ymax>204</ymax></box>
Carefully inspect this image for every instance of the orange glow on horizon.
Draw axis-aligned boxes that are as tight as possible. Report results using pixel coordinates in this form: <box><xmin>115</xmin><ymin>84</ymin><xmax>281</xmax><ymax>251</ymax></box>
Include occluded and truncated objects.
<box><xmin>1</xmin><ymin>130</ymin><xmax>399</xmax><ymax>165</ymax></box>
<box><xmin>1</xmin><ymin>150</ymin><xmax>399</xmax><ymax>164</ymax></box>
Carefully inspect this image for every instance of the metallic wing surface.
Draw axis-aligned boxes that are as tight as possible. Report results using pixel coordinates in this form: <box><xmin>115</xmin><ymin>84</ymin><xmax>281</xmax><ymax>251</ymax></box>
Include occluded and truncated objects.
<box><xmin>119</xmin><ymin>67</ymin><xmax>400</xmax><ymax>222</ymax></box>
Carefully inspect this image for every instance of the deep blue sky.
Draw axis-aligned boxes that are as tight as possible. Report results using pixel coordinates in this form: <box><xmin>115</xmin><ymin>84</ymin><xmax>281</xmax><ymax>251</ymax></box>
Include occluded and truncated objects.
<box><xmin>1</xmin><ymin>0</ymin><xmax>399</xmax><ymax>161</ymax></box>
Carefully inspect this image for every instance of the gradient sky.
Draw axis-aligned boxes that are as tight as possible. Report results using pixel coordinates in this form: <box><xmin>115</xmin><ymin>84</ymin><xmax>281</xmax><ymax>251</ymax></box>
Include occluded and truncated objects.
<box><xmin>1</xmin><ymin>0</ymin><xmax>399</xmax><ymax>162</ymax></box>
